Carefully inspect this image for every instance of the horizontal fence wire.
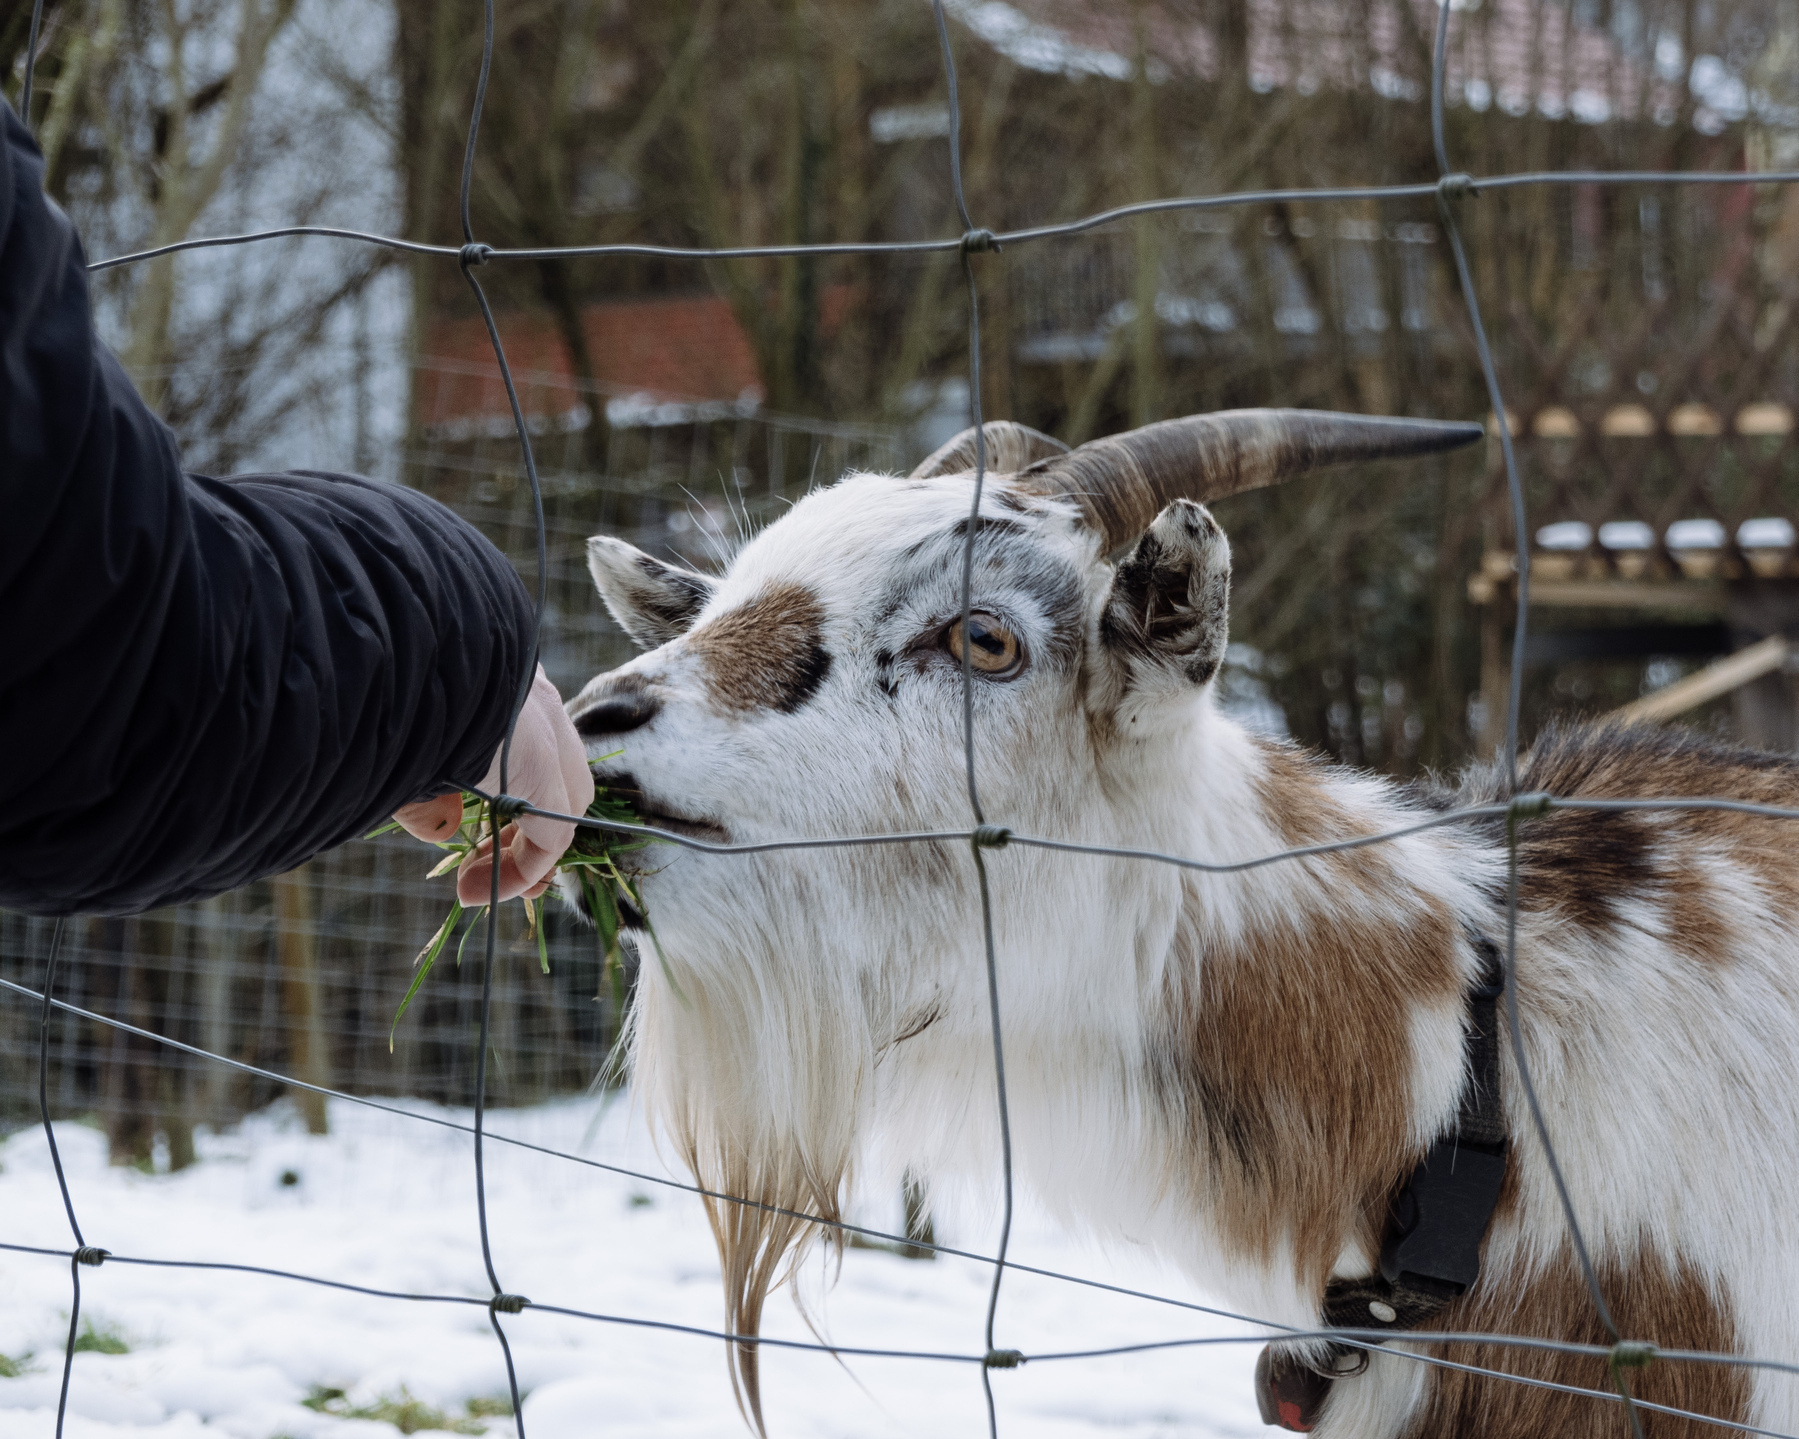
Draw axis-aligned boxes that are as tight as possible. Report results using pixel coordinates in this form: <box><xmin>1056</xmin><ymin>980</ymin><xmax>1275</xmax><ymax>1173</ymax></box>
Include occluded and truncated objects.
<box><xmin>13</xmin><ymin>0</ymin><xmax>1799</xmax><ymax>1435</ymax></box>
<box><xmin>79</xmin><ymin>170</ymin><xmax>1799</xmax><ymax>274</ymax></box>
<box><xmin>489</xmin><ymin>790</ymin><xmax>1799</xmax><ymax>864</ymax></box>
<box><xmin>4</xmin><ymin>1218</ymin><xmax>1797</xmax><ymax>1439</ymax></box>
<box><xmin>10</xmin><ymin>973</ymin><xmax>1799</xmax><ymax>1380</ymax></box>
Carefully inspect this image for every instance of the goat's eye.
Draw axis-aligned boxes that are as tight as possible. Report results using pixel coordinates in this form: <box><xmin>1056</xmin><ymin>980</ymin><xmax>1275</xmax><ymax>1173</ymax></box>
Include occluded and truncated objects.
<box><xmin>944</xmin><ymin>612</ymin><xmax>1023</xmax><ymax>677</ymax></box>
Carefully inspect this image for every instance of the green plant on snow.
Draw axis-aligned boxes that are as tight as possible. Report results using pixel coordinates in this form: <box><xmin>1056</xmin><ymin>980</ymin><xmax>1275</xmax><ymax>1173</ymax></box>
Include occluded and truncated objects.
<box><xmin>302</xmin><ymin>1384</ymin><xmax>495</xmax><ymax>1435</ymax></box>
<box><xmin>71</xmin><ymin>1319</ymin><xmax>128</xmax><ymax>1355</ymax></box>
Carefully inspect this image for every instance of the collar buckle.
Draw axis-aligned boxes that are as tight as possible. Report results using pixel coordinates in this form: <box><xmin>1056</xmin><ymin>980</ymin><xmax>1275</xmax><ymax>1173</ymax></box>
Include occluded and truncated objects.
<box><xmin>1379</xmin><ymin>1135</ymin><xmax>1508</xmax><ymax>1296</ymax></box>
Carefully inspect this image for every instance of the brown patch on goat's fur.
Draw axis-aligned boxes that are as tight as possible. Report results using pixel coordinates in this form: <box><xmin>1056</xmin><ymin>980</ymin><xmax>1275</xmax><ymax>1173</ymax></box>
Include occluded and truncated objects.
<box><xmin>687</xmin><ymin>583</ymin><xmax>832</xmax><ymax>715</ymax></box>
<box><xmin>1249</xmin><ymin>737</ymin><xmax>1394</xmax><ymax>890</ymax></box>
<box><xmin>1399</xmin><ymin>1245</ymin><xmax>1748</xmax><ymax>1437</ymax></box>
<box><xmin>1460</xmin><ymin>722</ymin><xmax>1799</xmax><ymax>961</ymax></box>
<box><xmin>1146</xmin><ymin>734</ymin><xmax>1454</xmax><ymax>1290</ymax></box>
<box><xmin>1156</xmin><ymin>897</ymin><xmax>1461</xmax><ymax>1290</ymax></box>
<box><xmin>1251</xmin><ymin>737</ymin><xmax>1361</xmax><ymax>849</ymax></box>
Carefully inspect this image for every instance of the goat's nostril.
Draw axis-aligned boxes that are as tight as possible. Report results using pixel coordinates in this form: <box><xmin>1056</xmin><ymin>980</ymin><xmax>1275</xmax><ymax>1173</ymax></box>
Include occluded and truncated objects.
<box><xmin>574</xmin><ymin>691</ymin><xmax>661</xmax><ymax>738</ymax></box>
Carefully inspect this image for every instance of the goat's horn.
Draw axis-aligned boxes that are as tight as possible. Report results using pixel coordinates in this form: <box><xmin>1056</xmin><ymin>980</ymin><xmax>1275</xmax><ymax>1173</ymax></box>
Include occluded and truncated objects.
<box><xmin>1017</xmin><ymin>409</ymin><xmax>1485</xmax><ymax>552</ymax></box>
<box><xmin>909</xmin><ymin>421</ymin><xmax>1069</xmax><ymax>480</ymax></box>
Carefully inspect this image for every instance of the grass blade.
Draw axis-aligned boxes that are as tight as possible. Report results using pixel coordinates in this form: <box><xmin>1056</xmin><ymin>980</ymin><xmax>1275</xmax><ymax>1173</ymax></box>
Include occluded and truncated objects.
<box><xmin>391</xmin><ymin>900</ymin><xmax>461</xmax><ymax>1051</ymax></box>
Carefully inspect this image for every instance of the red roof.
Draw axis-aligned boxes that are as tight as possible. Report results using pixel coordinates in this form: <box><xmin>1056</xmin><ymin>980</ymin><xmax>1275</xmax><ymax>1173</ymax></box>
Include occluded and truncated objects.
<box><xmin>418</xmin><ymin>286</ymin><xmax>862</xmax><ymax>429</ymax></box>
<box><xmin>419</xmin><ymin>291</ymin><xmax>765</xmax><ymax>428</ymax></box>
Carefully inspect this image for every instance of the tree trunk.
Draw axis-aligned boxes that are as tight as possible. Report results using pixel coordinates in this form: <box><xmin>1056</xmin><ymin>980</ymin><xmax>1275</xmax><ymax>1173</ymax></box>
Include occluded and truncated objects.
<box><xmin>1727</xmin><ymin>580</ymin><xmax>1799</xmax><ymax>751</ymax></box>
<box><xmin>535</xmin><ymin>256</ymin><xmax>613</xmax><ymax>471</ymax></box>
<box><xmin>273</xmin><ymin>866</ymin><xmax>330</xmax><ymax>1134</ymax></box>
<box><xmin>195</xmin><ymin>892</ymin><xmax>240</xmax><ymax>1126</ymax></box>
<box><xmin>1129</xmin><ymin>23</ymin><xmax>1160</xmax><ymax>429</ymax></box>
<box><xmin>98</xmin><ymin>916</ymin><xmax>157</xmax><ymax>1167</ymax></box>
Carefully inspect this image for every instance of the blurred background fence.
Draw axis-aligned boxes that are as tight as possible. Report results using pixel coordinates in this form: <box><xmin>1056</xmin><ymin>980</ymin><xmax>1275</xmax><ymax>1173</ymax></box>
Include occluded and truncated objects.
<box><xmin>0</xmin><ymin>843</ymin><xmax>623</xmax><ymax>1160</ymax></box>
<box><xmin>9</xmin><ymin>0</ymin><xmax>1799</xmax><ymax>1164</ymax></box>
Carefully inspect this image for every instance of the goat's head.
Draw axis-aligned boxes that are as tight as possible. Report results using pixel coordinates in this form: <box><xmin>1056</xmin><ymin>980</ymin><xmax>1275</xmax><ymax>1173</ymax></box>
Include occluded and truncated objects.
<box><xmin>564</xmin><ymin>409</ymin><xmax>1480</xmax><ymax>1429</ymax></box>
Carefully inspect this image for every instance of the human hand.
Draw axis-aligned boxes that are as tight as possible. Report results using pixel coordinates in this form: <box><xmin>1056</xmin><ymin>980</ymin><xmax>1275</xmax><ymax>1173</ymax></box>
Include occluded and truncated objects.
<box><xmin>392</xmin><ymin>666</ymin><xmax>595</xmax><ymax>905</ymax></box>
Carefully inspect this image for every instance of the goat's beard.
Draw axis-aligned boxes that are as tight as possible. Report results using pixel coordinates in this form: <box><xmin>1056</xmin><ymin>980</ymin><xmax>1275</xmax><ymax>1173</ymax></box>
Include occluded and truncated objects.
<box><xmin>626</xmin><ymin>927</ymin><xmax>871</xmax><ymax>1436</ymax></box>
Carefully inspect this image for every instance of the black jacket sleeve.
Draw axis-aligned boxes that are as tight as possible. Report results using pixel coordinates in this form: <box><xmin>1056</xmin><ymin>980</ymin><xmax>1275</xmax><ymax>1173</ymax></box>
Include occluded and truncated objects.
<box><xmin>0</xmin><ymin>103</ymin><xmax>536</xmax><ymax>917</ymax></box>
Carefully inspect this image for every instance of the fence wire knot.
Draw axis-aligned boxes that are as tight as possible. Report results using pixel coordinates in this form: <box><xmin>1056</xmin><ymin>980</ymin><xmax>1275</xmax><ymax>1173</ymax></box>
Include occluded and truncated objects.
<box><xmin>960</xmin><ymin>228</ymin><xmax>1000</xmax><ymax>254</ymax></box>
<box><xmin>983</xmin><ymin>1348</ymin><xmax>1025</xmax><ymax>1369</ymax></box>
<box><xmin>972</xmin><ymin>825</ymin><xmax>1012</xmax><ymax>850</ymax></box>
<box><xmin>73</xmin><ymin>1246</ymin><xmax>109</xmax><ymax>1267</ymax></box>
<box><xmin>490</xmin><ymin>794</ymin><xmax>530</xmax><ymax>823</ymax></box>
<box><xmin>489</xmin><ymin>1293</ymin><xmax>529</xmax><ymax>1314</ymax></box>
<box><xmin>1507</xmin><ymin>791</ymin><xmax>1554</xmax><ymax>823</ymax></box>
<box><xmin>1437</xmin><ymin>172</ymin><xmax>1477</xmax><ymax>201</ymax></box>
<box><xmin>1610</xmin><ymin>1341</ymin><xmax>1658</xmax><ymax>1371</ymax></box>
<box><xmin>459</xmin><ymin>242</ymin><xmax>493</xmax><ymax>268</ymax></box>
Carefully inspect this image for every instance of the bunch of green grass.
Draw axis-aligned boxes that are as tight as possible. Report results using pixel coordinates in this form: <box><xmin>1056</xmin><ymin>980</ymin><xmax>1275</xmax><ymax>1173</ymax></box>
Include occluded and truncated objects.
<box><xmin>370</xmin><ymin>757</ymin><xmax>655</xmax><ymax>1049</ymax></box>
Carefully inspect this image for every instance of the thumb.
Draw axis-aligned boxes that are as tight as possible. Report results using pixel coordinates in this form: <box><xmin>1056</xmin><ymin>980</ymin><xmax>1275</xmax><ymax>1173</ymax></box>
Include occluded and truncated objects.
<box><xmin>393</xmin><ymin>792</ymin><xmax>466</xmax><ymax>843</ymax></box>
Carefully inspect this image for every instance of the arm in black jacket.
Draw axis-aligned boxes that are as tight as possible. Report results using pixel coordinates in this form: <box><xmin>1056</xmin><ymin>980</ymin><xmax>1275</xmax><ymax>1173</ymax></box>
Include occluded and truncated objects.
<box><xmin>0</xmin><ymin>102</ymin><xmax>536</xmax><ymax>917</ymax></box>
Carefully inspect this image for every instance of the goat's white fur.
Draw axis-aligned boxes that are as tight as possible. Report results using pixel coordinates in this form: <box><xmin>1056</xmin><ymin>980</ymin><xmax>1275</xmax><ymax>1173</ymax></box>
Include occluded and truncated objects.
<box><xmin>567</xmin><ymin>469</ymin><xmax>1799</xmax><ymax>1436</ymax></box>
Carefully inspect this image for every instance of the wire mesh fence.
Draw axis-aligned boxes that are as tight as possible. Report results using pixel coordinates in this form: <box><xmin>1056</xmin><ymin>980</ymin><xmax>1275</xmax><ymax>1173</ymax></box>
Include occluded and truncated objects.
<box><xmin>11</xmin><ymin>0</ymin><xmax>1799</xmax><ymax>1437</ymax></box>
<box><xmin>0</xmin><ymin>844</ymin><xmax>626</xmax><ymax>1140</ymax></box>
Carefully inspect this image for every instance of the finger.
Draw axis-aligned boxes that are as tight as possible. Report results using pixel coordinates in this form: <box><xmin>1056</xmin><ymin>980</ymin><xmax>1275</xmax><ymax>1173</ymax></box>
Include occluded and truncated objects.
<box><xmin>504</xmin><ymin>828</ymin><xmax>561</xmax><ymax>895</ymax></box>
<box><xmin>394</xmin><ymin>793</ymin><xmax>466</xmax><ymax>843</ymax></box>
<box><xmin>455</xmin><ymin>825</ymin><xmax>507</xmax><ymax>905</ymax></box>
<box><xmin>515</xmin><ymin>808</ymin><xmax>576</xmax><ymax>872</ymax></box>
<box><xmin>456</xmin><ymin>824</ymin><xmax>558</xmax><ymax>906</ymax></box>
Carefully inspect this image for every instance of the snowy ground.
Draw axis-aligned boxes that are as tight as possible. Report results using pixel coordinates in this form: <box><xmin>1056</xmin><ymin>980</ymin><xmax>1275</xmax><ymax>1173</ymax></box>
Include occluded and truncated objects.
<box><xmin>0</xmin><ymin>1096</ymin><xmax>1269</xmax><ymax>1439</ymax></box>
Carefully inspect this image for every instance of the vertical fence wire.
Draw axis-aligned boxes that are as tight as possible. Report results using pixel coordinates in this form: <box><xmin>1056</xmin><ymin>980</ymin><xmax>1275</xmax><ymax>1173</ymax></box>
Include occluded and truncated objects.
<box><xmin>19</xmin><ymin>22</ymin><xmax>97</xmax><ymax>1438</ymax></box>
<box><xmin>33</xmin><ymin>919</ymin><xmax>104</xmax><ymax>1439</ymax></box>
<box><xmin>1422</xmin><ymin>6</ymin><xmax>1642</xmax><ymax>1436</ymax></box>
<box><xmin>452</xmin><ymin>0</ymin><xmax>551</xmax><ymax>1426</ymax></box>
<box><xmin>931</xmin><ymin>3</ymin><xmax>1021</xmax><ymax>1432</ymax></box>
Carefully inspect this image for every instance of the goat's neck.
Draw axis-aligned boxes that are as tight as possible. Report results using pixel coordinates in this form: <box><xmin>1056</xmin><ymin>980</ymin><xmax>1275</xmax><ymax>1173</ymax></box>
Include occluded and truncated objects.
<box><xmin>1094</xmin><ymin>701</ymin><xmax>1421</xmax><ymax>928</ymax></box>
<box><xmin>997</xmin><ymin>706</ymin><xmax>1480</xmax><ymax>1319</ymax></box>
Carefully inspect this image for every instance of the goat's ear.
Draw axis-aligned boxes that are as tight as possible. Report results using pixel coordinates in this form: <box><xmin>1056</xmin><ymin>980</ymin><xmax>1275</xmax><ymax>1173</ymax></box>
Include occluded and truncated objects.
<box><xmin>1098</xmin><ymin>500</ymin><xmax>1231</xmax><ymax>693</ymax></box>
<box><xmin>586</xmin><ymin>536</ymin><xmax>715</xmax><ymax>649</ymax></box>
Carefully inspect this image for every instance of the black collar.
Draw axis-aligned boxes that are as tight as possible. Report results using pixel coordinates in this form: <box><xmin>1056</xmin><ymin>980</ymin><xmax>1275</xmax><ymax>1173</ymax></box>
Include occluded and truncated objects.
<box><xmin>1256</xmin><ymin>934</ymin><xmax>1509</xmax><ymax>1431</ymax></box>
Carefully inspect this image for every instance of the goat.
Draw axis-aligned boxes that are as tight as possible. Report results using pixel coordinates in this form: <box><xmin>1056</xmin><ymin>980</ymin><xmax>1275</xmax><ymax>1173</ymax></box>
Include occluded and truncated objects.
<box><xmin>563</xmin><ymin>409</ymin><xmax>1799</xmax><ymax>1437</ymax></box>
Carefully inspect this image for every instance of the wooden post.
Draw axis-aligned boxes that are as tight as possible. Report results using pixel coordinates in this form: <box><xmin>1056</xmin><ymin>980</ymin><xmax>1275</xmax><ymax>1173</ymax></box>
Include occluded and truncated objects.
<box><xmin>273</xmin><ymin>865</ymin><xmax>330</xmax><ymax>1134</ymax></box>
<box><xmin>99</xmin><ymin>915</ymin><xmax>157</xmax><ymax>1168</ymax></box>
<box><xmin>158</xmin><ymin>911</ymin><xmax>196</xmax><ymax>1171</ymax></box>
<box><xmin>1478</xmin><ymin>591</ymin><xmax>1511</xmax><ymax>759</ymax></box>
<box><xmin>1128</xmin><ymin>14</ymin><xmax>1160</xmax><ymax>431</ymax></box>
<box><xmin>1726</xmin><ymin>580</ymin><xmax>1799</xmax><ymax>751</ymax></box>
<box><xmin>195</xmin><ymin>892</ymin><xmax>238</xmax><ymax>1126</ymax></box>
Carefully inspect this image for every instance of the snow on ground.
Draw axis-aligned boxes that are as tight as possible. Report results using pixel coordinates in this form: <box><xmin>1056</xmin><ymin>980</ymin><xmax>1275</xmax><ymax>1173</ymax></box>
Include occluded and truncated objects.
<box><xmin>0</xmin><ymin>1096</ymin><xmax>1268</xmax><ymax>1439</ymax></box>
